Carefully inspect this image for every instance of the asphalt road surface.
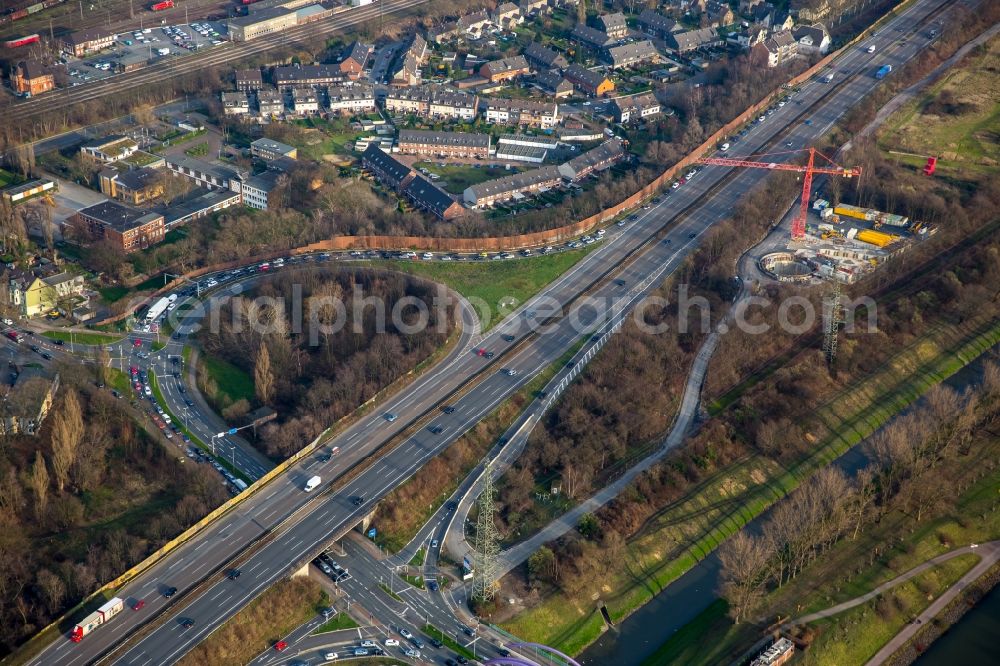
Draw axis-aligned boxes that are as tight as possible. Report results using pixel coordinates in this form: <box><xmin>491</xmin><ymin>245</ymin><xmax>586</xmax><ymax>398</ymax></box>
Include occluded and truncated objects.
<box><xmin>27</xmin><ymin>1</ymin><xmax>955</xmax><ymax>663</ymax></box>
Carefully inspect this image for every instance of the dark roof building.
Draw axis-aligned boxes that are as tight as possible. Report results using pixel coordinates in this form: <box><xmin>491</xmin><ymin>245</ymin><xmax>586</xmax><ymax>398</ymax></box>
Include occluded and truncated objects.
<box><xmin>564</xmin><ymin>63</ymin><xmax>615</xmax><ymax>96</ymax></box>
<box><xmin>397</xmin><ymin>130</ymin><xmax>491</xmax><ymax>158</ymax></box>
<box><xmin>339</xmin><ymin>41</ymin><xmax>373</xmax><ymax>78</ymax></box>
<box><xmin>273</xmin><ymin>64</ymin><xmax>346</xmax><ymax>88</ymax></box>
<box><xmin>403</xmin><ymin>176</ymin><xmax>464</xmax><ymax>220</ymax></box>
<box><xmin>610</xmin><ymin>92</ymin><xmax>662</xmax><ymax>122</ymax></box>
<box><xmin>361</xmin><ymin>144</ymin><xmax>415</xmax><ymax>191</ymax></box>
<box><xmin>665</xmin><ymin>27</ymin><xmax>724</xmax><ymax>53</ymax></box>
<box><xmin>637</xmin><ymin>9</ymin><xmax>679</xmax><ymax>38</ymax></box>
<box><xmin>533</xmin><ymin>69</ymin><xmax>574</xmax><ymax>97</ymax></box>
<box><xmin>558</xmin><ymin>138</ymin><xmax>627</xmax><ymax>181</ymax></box>
<box><xmin>524</xmin><ymin>41</ymin><xmax>569</xmax><ymax>71</ymax></box>
<box><xmin>235</xmin><ymin>68</ymin><xmax>264</xmax><ymax>91</ymax></box>
<box><xmin>570</xmin><ymin>24</ymin><xmax>615</xmax><ymax>49</ymax></box>
<box><xmin>604</xmin><ymin>40</ymin><xmax>660</xmax><ymax>68</ymax></box>
<box><xmin>597</xmin><ymin>12</ymin><xmax>629</xmax><ymax>39</ymax></box>
<box><xmin>479</xmin><ymin>55</ymin><xmax>531</xmax><ymax>82</ymax></box>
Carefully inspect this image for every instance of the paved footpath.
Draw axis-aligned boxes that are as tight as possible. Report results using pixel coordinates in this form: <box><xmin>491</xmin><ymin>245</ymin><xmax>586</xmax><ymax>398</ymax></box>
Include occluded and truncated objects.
<box><xmin>787</xmin><ymin>540</ymin><xmax>1000</xmax><ymax>665</ymax></box>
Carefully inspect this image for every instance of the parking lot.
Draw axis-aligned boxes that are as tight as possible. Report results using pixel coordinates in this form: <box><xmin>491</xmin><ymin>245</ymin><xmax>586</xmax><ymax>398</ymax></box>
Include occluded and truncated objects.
<box><xmin>66</xmin><ymin>20</ymin><xmax>228</xmax><ymax>87</ymax></box>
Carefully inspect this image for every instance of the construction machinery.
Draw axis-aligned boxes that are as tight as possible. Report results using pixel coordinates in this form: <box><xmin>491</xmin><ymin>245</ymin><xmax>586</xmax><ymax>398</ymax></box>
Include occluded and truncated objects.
<box><xmin>698</xmin><ymin>147</ymin><xmax>862</xmax><ymax>240</ymax></box>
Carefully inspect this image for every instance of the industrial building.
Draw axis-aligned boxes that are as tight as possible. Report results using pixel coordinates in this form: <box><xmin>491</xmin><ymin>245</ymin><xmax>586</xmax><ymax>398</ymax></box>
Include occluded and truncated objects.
<box><xmin>228</xmin><ymin>7</ymin><xmax>298</xmax><ymax>42</ymax></box>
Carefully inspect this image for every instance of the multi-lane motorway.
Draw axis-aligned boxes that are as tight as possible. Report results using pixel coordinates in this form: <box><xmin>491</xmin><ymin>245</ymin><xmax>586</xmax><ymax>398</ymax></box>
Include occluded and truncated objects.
<box><xmin>24</xmin><ymin>1</ymin><xmax>958</xmax><ymax>663</ymax></box>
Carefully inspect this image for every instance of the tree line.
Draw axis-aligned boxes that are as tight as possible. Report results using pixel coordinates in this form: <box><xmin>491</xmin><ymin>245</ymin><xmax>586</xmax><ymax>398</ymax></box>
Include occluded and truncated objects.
<box><xmin>0</xmin><ymin>363</ymin><xmax>229</xmax><ymax>655</ymax></box>
<box><xmin>198</xmin><ymin>268</ymin><xmax>454</xmax><ymax>459</ymax></box>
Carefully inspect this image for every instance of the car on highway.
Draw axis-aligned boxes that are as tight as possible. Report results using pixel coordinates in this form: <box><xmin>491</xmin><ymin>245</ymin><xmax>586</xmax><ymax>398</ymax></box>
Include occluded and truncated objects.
<box><xmin>384</xmin><ymin>412</ymin><xmax>397</xmax><ymax>422</ymax></box>
<box><xmin>227</xmin><ymin>569</ymin><xmax>241</xmax><ymax>580</ymax></box>
<box><xmin>428</xmin><ymin>425</ymin><xmax>444</xmax><ymax>435</ymax></box>
<box><xmin>501</xmin><ymin>334</ymin><xmax>515</xmax><ymax>342</ymax></box>
<box><xmin>412</xmin><ymin>637</ymin><xmax>425</xmax><ymax>649</ymax></box>
<box><xmin>353</xmin><ymin>648</ymin><xmax>369</xmax><ymax>656</ymax></box>
<box><xmin>384</xmin><ymin>638</ymin><xmax>399</xmax><ymax>647</ymax></box>
<box><xmin>163</xmin><ymin>586</ymin><xmax>177</xmax><ymax>598</ymax></box>
<box><xmin>503</xmin><ymin>368</ymin><xmax>517</xmax><ymax>376</ymax></box>
<box><xmin>274</xmin><ymin>640</ymin><xmax>288</xmax><ymax>651</ymax></box>
<box><xmin>352</xmin><ymin>496</ymin><xmax>365</xmax><ymax>506</ymax></box>
<box><xmin>323</xmin><ymin>652</ymin><xmax>339</xmax><ymax>661</ymax></box>
<box><xmin>399</xmin><ymin>628</ymin><xmax>413</xmax><ymax>639</ymax></box>
<box><xmin>180</xmin><ymin>618</ymin><xmax>194</xmax><ymax>628</ymax></box>
<box><xmin>431</xmin><ymin>539</ymin><xmax>439</xmax><ymax>549</ymax></box>
<box><xmin>430</xmin><ymin>637</ymin><xmax>443</xmax><ymax>648</ymax></box>
<box><xmin>404</xmin><ymin>647</ymin><xmax>420</xmax><ymax>657</ymax></box>
<box><xmin>442</xmin><ymin>405</ymin><xmax>456</xmax><ymax>414</ymax></box>
<box><xmin>427</xmin><ymin>579</ymin><xmax>438</xmax><ymax>591</ymax></box>
<box><xmin>456</xmin><ymin>657</ymin><xmax>470</xmax><ymax>664</ymax></box>
<box><xmin>361</xmin><ymin>640</ymin><xmax>377</xmax><ymax>648</ymax></box>
<box><xmin>132</xmin><ymin>599</ymin><xmax>145</xmax><ymax>611</ymax></box>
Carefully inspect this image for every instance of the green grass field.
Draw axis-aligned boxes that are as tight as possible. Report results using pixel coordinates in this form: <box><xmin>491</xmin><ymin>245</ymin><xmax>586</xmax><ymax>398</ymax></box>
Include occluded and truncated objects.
<box><xmin>880</xmin><ymin>33</ymin><xmax>1000</xmax><ymax>172</ymax></box>
<box><xmin>386</xmin><ymin>248</ymin><xmax>596</xmax><ymax>329</ymax></box>
<box><xmin>199</xmin><ymin>354</ymin><xmax>255</xmax><ymax>406</ymax></box>
<box><xmin>42</xmin><ymin>330</ymin><xmax>124</xmax><ymax>345</ymax></box>
<box><xmin>312</xmin><ymin>612</ymin><xmax>359</xmax><ymax>634</ymax></box>
<box><xmin>414</xmin><ymin>162</ymin><xmax>515</xmax><ymax>195</ymax></box>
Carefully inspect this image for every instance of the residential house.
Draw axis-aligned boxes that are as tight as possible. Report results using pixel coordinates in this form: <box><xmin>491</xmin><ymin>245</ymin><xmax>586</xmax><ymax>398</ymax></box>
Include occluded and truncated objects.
<box><xmin>61</xmin><ymin>28</ymin><xmax>114</xmax><ymax>57</ymax></box>
<box><xmin>610</xmin><ymin>92</ymin><xmax>661</xmax><ymax>122</ymax></box>
<box><xmin>274</xmin><ymin>63</ymin><xmax>346</xmax><ymax>88</ymax></box>
<box><xmin>291</xmin><ymin>87</ymin><xmax>320</xmax><ymax>114</ymax></box>
<box><xmin>637</xmin><ymin>9</ymin><xmax>679</xmax><ymax>39</ymax></box>
<box><xmin>571</xmin><ymin>24</ymin><xmax>615</xmax><ymax>49</ymax></box>
<box><xmin>362</xmin><ymin>144</ymin><xmax>416</xmax><ymax>190</ymax></box>
<box><xmin>747</xmin><ymin>2</ymin><xmax>776</xmax><ymax>29</ymax></box>
<box><xmin>479</xmin><ymin>55</ymin><xmax>530</xmax><ymax>83</ymax></box>
<box><xmin>518</xmin><ymin>0</ymin><xmax>548</xmax><ymax>15</ymax></box>
<box><xmin>564</xmin><ymin>63</ymin><xmax>615</xmax><ymax>97</ymax></box>
<box><xmin>524</xmin><ymin>42</ymin><xmax>569</xmax><ymax>71</ymax></box>
<box><xmin>705</xmin><ymin>0</ymin><xmax>735</xmax><ymax>27</ymax></box>
<box><xmin>71</xmin><ymin>200</ymin><xmax>165</xmax><ymax>253</ymax></box>
<box><xmin>222</xmin><ymin>91</ymin><xmax>251</xmax><ymax>115</ymax></box>
<box><xmin>533</xmin><ymin>69</ymin><xmax>574</xmax><ymax>98</ymax></box>
<box><xmin>384</xmin><ymin>86</ymin><xmax>478</xmax><ymax>121</ymax></box>
<box><xmin>99</xmin><ymin>166</ymin><xmax>164</xmax><ymax>204</ymax></box>
<box><xmin>557</xmin><ymin>137</ymin><xmax>626</xmax><ymax>180</ymax></box>
<box><xmin>8</xmin><ymin>271</ymin><xmax>85</xmax><ymax>318</ymax></box>
<box><xmin>463</xmin><ymin>165</ymin><xmax>563</xmax><ymax>207</ymax></box>
<box><xmin>251</xmin><ymin>138</ymin><xmax>298</xmax><ymax>161</ymax></box>
<box><xmin>493</xmin><ymin>2</ymin><xmax>522</xmax><ymax>28</ymax></box>
<box><xmin>0</xmin><ymin>367</ymin><xmax>59</xmax><ymax>436</ymax></box>
<box><xmin>235</xmin><ymin>68</ymin><xmax>264</xmax><ymax>91</ymax></box>
<box><xmin>391</xmin><ymin>51</ymin><xmax>421</xmax><ymax>87</ymax></box>
<box><xmin>665</xmin><ymin>27</ymin><xmax>723</xmax><ymax>53</ymax></box>
<box><xmin>604</xmin><ymin>40</ymin><xmax>660</xmax><ymax>69</ymax></box>
<box><xmin>792</xmin><ymin>23</ymin><xmax>831</xmax><ymax>54</ymax></box>
<box><xmin>597</xmin><ymin>12</ymin><xmax>629</xmax><ymax>40</ymax></box>
<box><xmin>339</xmin><ymin>41</ymin><xmax>373</xmax><ymax>79</ymax></box>
<box><xmin>80</xmin><ymin>136</ymin><xmax>139</xmax><ymax>163</ymax></box>
<box><xmin>256</xmin><ymin>88</ymin><xmax>285</xmax><ymax>116</ymax></box>
<box><xmin>457</xmin><ymin>10</ymin><xmax>491</xmax><ymax>34</ymax></box>
<box><xmin>773</xmin><ymin>13</ymin><xmax>794</xmax><ymax>32</ymax></box>
<box><xmin>327</xmin><ymin>84</ymin><xmax>377</xmax><ymax>114</ymax></box>
<box><xmin>484</xmin><ymin>98</ymin><xmax>559</xmax><ymax>128</ymax></box>
<box><xmin>12</xmin><ymin>60</ymin><xmax>55</xmax><ymax>96</ymax></box>
<box><xmin>751</xmin><ymin>30</ymin><xmax>798</xmax><ymax>67</ymax></box>
<box><xmin>728</xmin><ymin>24</ymin><xmax>768</xmax><ymax>49</ymax></box>
<box><xmin>429</xmin><ymin>21</ymin><xmax>461</xmax><ymax>44</ymax></box>
<box><xmin>397</xmin><ymin>130</ymin><xmax>491</xmax><ymax>159</ymax></box>
<box><xmin>402</xmin><ymin>175</ymin><xmax>465</xmax><ymax>220</ymax></box>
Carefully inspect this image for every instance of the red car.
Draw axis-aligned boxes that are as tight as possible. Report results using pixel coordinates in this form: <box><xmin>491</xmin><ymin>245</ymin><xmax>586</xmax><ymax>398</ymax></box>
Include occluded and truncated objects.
<box><xmin>132</xmin><ymin>600</ymin><xmax>145</xmax><ymax>611</ymax></box>
<box><xmin>130</xmin><ymin>365</ymin><xmax>139</xmax><ymax>374</ymax></box>
<box><xmin>133</xmin><ymin>339</ymin><xmax>142</xmax><ymax>348</ymax></box>
<box><xmin>274</xmin><ymin>641</ymin><xmax>288</xmax><ymax>651</ymax></box>
<box><xmin>477</xmin><ymin>348</ymin><xmax>487</xmax><ymax>356</ymax></box>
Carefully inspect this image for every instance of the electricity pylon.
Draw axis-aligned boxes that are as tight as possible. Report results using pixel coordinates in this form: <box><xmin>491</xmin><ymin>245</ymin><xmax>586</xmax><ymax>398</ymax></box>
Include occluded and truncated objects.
<box><xmin>472</xmin><ymin>462</ymin><xmax>501</xmax><ymax>602</ymax></box>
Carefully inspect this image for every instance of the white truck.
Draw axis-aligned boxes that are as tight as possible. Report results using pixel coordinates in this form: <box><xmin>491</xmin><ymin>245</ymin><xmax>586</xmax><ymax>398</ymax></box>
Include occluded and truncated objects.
<box><xmin>304</xmin><ymin>475</ymin><xmax>321</xmax><ymax>492</ymax></box>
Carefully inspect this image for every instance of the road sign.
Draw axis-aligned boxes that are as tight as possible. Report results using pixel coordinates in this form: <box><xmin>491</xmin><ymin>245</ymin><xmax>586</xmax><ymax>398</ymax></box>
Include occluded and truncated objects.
<box><xmin>367</xmin><ymin>528</ymin><xmax>377</xmax><ymax>539</ymax></box>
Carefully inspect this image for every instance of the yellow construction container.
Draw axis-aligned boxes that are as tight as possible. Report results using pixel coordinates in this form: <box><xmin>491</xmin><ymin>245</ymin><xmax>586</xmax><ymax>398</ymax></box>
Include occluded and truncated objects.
<box><xmin>833</xmin><ymin>204</ymin><xmax>874</xmax><ymax>221</ymax></box>
<box><xmin>856</xmin><ymin>229</ymin><xmax>896</xmax><ymax>247</ymax></box>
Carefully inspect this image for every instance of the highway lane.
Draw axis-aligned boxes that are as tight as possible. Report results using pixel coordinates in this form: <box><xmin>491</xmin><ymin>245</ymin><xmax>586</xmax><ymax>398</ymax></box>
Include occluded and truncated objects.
<box><xmin>29</xmin><ymin>2</ymin><xmax>952</xmax><ymax>663</ymax></box>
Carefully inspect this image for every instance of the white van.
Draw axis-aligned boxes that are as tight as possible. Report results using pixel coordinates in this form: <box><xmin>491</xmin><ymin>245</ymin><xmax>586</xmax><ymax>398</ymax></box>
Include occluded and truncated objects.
<box><xmin>867</xmin><ymin>45</ymin><xmax>876</xmax><ymax>53</ymax></box>
<box><xmin>304</xmin><ymin>475</ymin><xmax>321</xmax><ymax>492</ymax></box>
<box><xmin>720</xmin><ymin>142</ymin><xmax>730</xmax><ymax>152</ymax></box>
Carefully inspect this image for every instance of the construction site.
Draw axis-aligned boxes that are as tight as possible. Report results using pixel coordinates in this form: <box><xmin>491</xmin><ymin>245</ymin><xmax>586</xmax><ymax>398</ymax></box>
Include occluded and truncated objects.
<box><xmin>709</xmin><ymin>148</ymin><xmax>936</xmax><ymax>285</ymax></box>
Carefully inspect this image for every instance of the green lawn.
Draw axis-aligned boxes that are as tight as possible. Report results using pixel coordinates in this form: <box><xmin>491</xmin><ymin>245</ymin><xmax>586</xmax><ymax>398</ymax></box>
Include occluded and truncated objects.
<box><xmin>401</xmin><ymin>573</ymin><xmax>425</xmax><ymax>589</ymax></box>
<box><xmin>387</xmin><ymin>248</ymin><xmax>597</xmax><ymax>329</ymax></box>
<box><xmin>312</xmin><ymin>612</ymin><xmax>360</xmax><ymax>634</ymax></box>
<box><xmin>42</xmin><ymin>330</ymin><xmax>124</xmax><ymax>345</ymax></box>
<box><xmin>199</xmin><ymin>353</ymin><xmax>255</xmax><ymax>406</ymax></box>
<box><xmin>414</xmin><ymin>162</ymin><xmax>516</xmax><ymax>195</ymax></box>
<box><xmin>0</xmin><ymin>168</ymin><xmax>18</xmax><ymax>188</ymax></box>
<box><xmin>292</xmin><ymin>117</ymin><xmax>367</xmax><ymax>159</ymax></box>
<box><xmin>98</xmin><ymin>285</ymin><xmax>131</xmax><ymax>303</ymax></box>
<box><xmin>409</xmin><ymin>548</ymin><xmax>426</xmax><ymax>567</ymax></box>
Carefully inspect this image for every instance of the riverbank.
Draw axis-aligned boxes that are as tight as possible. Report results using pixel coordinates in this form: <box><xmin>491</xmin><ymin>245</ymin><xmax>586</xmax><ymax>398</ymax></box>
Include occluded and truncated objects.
<box><xmin>500</xmin><ymin>312</ymin><xmax>1000</xmax><ymax>656</ymax></box>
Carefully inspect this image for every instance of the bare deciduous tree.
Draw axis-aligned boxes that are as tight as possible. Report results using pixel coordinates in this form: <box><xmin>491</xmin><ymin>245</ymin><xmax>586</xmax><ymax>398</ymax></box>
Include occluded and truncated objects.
<box><xmin>254</xmin><ymin>343</ymin><xmax>274</xmax><ymax>405</ymax></box>
<box><xmin>27</xmin><ymin>451</ymin><xmax>49</xmax><ymax>519</ymax></box>
<box><xmin>50</xmin><ymin>391</ymin><xmax>85</xmax><ymax>493</ymax></box>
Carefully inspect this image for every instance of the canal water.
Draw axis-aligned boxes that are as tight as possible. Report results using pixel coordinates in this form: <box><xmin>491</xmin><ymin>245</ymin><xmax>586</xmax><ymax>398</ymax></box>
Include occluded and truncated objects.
<box><xmin>913</xmin><ymin>582</ymin><xmax>1000</xmax><ymax>664</ymax></box>
<box><xmin>578</xmin><ymin>349</ymin><xmax>998</xmax><ymax>666</ymax></box>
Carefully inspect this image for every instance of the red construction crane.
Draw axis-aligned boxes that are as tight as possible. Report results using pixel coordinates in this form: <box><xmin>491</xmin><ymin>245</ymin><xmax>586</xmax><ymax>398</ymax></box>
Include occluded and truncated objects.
<box><xmin>697</xmin><ymin>147</ymin><xmax>862</xmax><ymax>240</ymax></box>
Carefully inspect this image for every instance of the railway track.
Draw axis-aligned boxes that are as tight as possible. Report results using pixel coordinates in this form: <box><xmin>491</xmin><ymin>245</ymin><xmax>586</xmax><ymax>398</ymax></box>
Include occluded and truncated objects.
<box><xmin>7</xmin><ymin>0</ymin><xmax>429</xmax><ymax>124</ymax></box>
